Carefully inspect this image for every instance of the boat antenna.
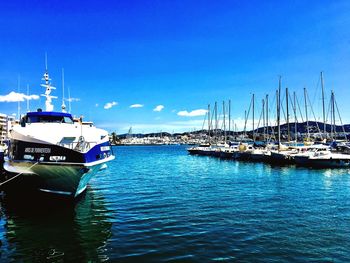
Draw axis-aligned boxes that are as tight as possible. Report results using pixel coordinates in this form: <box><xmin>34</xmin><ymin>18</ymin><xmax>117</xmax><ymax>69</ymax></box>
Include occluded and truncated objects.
<box><xmin>26</xmin><ymin>84</ymin><xmax>30</xmax><ymax>112</ymax></box>
<box><xmin>17</xmin><ymin>75</ymin><xmax>21</xmax><ymax>119</ymax></box>
<box><xmin>40</xmin><ymin>54</ymin><xmax>57</xmax><ymax>111</ymax></box>
<box><xmin>68</xmin><ymin>86</ymin><xmax>71</xmax><ymax>113</ymax></box>
<box><xmin>45</xmin><ymin>52</ymin><xmax>48</xmax><ymax>71</ymax></box>
<box><xmin>61</xmin><ymin>68</ymin><xmax>67</xmax><ymax>112</ymax></box>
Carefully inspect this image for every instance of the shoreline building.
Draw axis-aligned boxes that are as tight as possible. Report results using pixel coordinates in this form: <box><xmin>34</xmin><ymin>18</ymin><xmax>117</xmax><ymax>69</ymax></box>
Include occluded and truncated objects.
<box><xmin>0</xmin><ymin>113</ymin><xmax>15</xmax><ymax>143</ymax></box>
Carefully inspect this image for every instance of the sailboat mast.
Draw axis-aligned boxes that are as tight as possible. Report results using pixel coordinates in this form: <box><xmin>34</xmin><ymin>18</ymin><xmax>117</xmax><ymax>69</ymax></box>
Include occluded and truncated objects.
<box><xmin>208</xmin><ymin>104</ymin><xmax>211</xmax><ymax>144</ymax></box>
<box><xmin>286</xmin><ymin>87</ymin><xmax>290</xmax><ymax>142</ymax></box>
<box><xmin>293</xmin><ymin>91</ymin><xmax>297</xmax><ymax>142</ymax></box>
<box><xmin>262</xmin><ymin>99</ymin><xmax>265</xmax><ymax>142</ymax></box>
<box><xmin>214</xmin><ymin>101</ymin><xmax>218</xmax><ymax>144</ymax></box>
<box><xmin>277</xmin><ymin>77</ymin><xmax>281</xmax><ymax>150</ymax></box>
<box><xmin>304</xmin><ymin>87</ymin><xmax>309</xmax><ymax>141</ymax></box>
<box><xmin>266</xmin><ymin>94</ymin><xmax>269</xmax><ymax>141</ymax></box>
<box><xmin>252</xmin><ymin>93</ymin><xmax>255</xmax><ymax>141</ymax></box>
<box><xmin>244</xmin><ymin>110</ymin><xmax>247</xmax><ymax>137</ymax></box>
<box><xmin>321</xmin><ymin>71</ymin><xmax>326</xmax><ymax>135</ymax></box>
<box><xmin>228</xmin><ymin>99</ymin><xmax>231</xmax><ymax>139</ymax></box>
<box><xmin>223</xmin><ymin>101</ymin><xmax>226</xmax><ymax>144</ymax></box>
<box><xmin>331</xmin><ymin>90</ymin><xmax>336</xmax><ymax>140</ymax></box>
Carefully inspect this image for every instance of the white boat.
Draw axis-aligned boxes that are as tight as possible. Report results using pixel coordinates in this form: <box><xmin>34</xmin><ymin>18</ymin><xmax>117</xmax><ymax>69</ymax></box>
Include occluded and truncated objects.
<box><xmin>250</xmin><ymin>148</ymin><xmax>270</xmax><ymax>162</ymax></box>
<box><xmin>3</xmin><ymin>66</ymin><xmax>115</xmax><ymax>197</ymax></box>
<box><xmin>295</xmin><ymin>144</ymin><xmax>350</xmax><ymax>168</ymax></box>
<box><xmin>293</xmin><ymin>144</ymin><xmax>330</xmax><ymax>166</ymax></box>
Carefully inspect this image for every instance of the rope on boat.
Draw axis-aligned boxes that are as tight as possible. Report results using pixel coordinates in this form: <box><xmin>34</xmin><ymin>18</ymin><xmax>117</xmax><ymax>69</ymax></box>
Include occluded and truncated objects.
<box><xmin>0</xmin><ymin>162</ymin><xmax>39</xmax><ymax>187</ymax></box>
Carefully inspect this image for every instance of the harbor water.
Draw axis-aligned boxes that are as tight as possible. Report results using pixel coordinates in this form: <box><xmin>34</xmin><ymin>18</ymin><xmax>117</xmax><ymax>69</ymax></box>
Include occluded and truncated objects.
<box><xmin>1</xmin><ymin>145</ymin><xmax>350</xmax><ymax>262</ymax></box>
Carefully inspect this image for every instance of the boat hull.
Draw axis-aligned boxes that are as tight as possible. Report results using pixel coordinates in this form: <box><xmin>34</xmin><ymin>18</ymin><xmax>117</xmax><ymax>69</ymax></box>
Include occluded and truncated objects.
<box><xmin>220</xmin><ymin>151</ymin><xmax>234</xmax><ymax>159</ymax></box>
<box><xmin>4</xmin><ymin>138</ymin><xmax>114</xmax><ymax>197</ymax></box>
<box><xmin>294</xmin><ymin>155</ymin><xmax>310</xmax><ymax>166</ymax></box>
<box><xmin>298</xmin><ymin>158</ymin><xmax>350</xmax><ymax>168</ymax></box>
<box><xmin>269</xmin><ymin>151</ymin><xmax>294</xmax><ymax>165</ymax></box>
<box><xmin>4</xmin><ymin>157</ymin><xmax>114</xmax><ymax>197</ymax></box>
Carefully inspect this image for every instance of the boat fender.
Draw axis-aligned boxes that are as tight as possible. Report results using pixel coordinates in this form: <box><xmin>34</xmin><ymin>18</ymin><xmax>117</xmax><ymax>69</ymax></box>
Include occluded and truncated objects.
<box><xmin>239</xmin><ymin>144</ymin><xmax>246</xmax><ymax>152</ymax></box>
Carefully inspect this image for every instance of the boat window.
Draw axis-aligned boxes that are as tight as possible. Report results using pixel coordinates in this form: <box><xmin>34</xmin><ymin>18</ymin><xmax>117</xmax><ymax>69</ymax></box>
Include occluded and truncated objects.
<box><xmin>27</xmin><ymin>115</ymin><xmax>73</xmax><ymax>124</ymax></box>
<box><xmin>63</xmin><ymin>116</ymin><xmax>73</xmax><ymax>124</ymax></box>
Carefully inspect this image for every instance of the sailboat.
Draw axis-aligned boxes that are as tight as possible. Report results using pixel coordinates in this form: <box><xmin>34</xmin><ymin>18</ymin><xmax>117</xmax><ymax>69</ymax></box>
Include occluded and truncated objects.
<box><xmin>294</xmin><ymin>90</ymin><xmax>350</xmax><ymax>168</ymax></box>
<box><xmin>270</xmin><ymin>77</ymin><xmax>294</xmax><ymax>164</ymax></box>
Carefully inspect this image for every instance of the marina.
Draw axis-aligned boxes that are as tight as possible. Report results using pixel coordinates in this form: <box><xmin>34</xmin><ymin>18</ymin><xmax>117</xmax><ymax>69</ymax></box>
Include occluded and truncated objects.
<box><xmin>2</xmin><ymin>145</ymin><xmax>350</xmax><ymax>261</ymax></box>
<box><xmin>1</xmin><ymin>1</ymin><xmax>350</xmax><ymax>261</ymax></box>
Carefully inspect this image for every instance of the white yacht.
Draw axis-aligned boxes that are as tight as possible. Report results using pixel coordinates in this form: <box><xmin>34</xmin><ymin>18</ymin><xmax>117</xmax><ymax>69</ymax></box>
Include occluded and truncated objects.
<box><xmin>3</xmin><ymin>67</ymin><xmax>115</xmax><ymax>197</ymax></box>
<box><xmin>294</xmin><ymin>144</ymin><xmax>350</xmax><ymax>168</ymax></box>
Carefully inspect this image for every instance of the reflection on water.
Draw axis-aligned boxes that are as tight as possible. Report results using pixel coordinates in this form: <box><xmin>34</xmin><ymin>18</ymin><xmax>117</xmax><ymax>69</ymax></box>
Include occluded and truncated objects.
<box><xmin>0</xmin><ymin>187</ymin><xmax>112</xmax><ymax>262</ymax></box>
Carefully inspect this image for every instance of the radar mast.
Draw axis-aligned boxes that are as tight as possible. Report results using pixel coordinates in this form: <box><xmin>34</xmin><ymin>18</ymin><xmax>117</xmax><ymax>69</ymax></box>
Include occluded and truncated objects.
<box><xmin>40</xmin><ymin>53</ymin><xmax>57</xmax><ymax>111</ymax></box>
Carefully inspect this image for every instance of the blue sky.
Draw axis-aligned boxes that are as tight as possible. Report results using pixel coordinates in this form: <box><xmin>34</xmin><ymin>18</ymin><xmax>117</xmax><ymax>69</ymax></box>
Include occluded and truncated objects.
<box><xmin>1</xmin><ymin>0</ymin><xmax>350</xmax><ymax>133</ymax></box>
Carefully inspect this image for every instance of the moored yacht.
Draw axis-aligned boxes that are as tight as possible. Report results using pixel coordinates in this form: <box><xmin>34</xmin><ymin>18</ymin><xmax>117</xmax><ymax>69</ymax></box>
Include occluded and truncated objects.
<box><xmin>3</xmin><ymin>66</ymin><xmax>115</xmax><ymax>197</ymax></box>
<box><xmin>294</xmin><ymin>144</ymin><xmax>350</xmax><ymax>168</ymax></box>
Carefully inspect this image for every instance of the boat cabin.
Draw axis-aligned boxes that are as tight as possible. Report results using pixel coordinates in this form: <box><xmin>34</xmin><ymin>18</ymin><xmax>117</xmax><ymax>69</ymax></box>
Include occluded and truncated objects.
<box><xmin>21</xmin><ymin>110</ymin><xmax>74</xmax><ymax>126</ymax></box>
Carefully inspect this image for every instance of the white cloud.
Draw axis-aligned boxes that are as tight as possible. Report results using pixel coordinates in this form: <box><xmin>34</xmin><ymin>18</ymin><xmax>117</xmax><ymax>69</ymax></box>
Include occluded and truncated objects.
<box><xmin>104</xmin><ymin>101</ymin><xmax>118</xmax><ymax>109</ymax></box>
<box><xmin>130</xmin><ymin>104</ymin><xmax>144</xmax><ymax>108</ymax></box>
<box><xmin>177</xmin><ymin>109</ymin><xmax>207</xmax><ymax>117</ymax></box>
<box><xmin>95</xmin><ymin>103</ymin><xmax>99</xmax><ymax>107</ymax></box>
<box><xmin>0</xmin><ymin>91</ymin><xmax>39</xmax><ymax>102</ymax></box>
<box><xmin>153</xmin><ymin>105</ymin><xmax>164</xmax><ymax>112</ymax></box>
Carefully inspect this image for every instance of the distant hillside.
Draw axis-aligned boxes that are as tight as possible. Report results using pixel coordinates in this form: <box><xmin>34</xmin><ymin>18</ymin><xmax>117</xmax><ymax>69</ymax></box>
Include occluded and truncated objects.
<box><xmin>116</xmin><ymin>121</ymin><xmax>350</xmax><ymax>138</ymax></box>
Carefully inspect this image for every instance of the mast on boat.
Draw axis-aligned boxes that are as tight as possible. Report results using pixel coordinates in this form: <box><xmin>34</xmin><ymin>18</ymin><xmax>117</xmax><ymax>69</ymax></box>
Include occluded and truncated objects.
<box><xmin>223</xmin><ymin>101</ymin><xmax>226</xmax><ymax>145</ymax></box>
<box><xmin>252</xmin><ymin>93</ymin><xmax>255</xmax><ymax>142</ymax></box>
<box><xmin>228</xmin><ymin>99</ymin><xmax>231</xmax><ymax>141</ymax></box>
<box><xmin>61</xmin><ymin>68</ymin><xmax>67</xmax><ymax>113</ymax></box>
<box><xmin>262</xmin><ymin>98</ymin><xmax>265</xmax><ymax>142</ymax></box>
<box><xmin>286</xmin><ymin>87</ymin><xmax>290</xmax><ymax>143</ymax></box>
<box><xmin>244</xmin><ymin>110</ymin><xmax>247</xmax><ymax>138</ymax></box>
<box><xmin>331</xmin><ymin>90</ymin><xmax>336</xmax><ymax>140</ymax></box>
<box><xmin>208</xmin><ymin>104</ymin><xmax>211</xmax><ymax>145</ymax></box>
<box><xmin>214</xmin><ymin>101</ymin><xmax>218</xmax><ymax>144</ymax></box>
<box><xmin>17</xmin><ymin>75</ymin><xmax>21</xmax><ymax>119</ymax></box>
<box><xmin>266</xmin><ymin>94</ymin><xmax>269</xmax><ymax>141</ymax></box>
<box><xmin>293</xmin><ymin>91</ymin><xmax>298</xmax><ymax>142</ymax></box>
<box><xmin>303</xmin><ymin>87</ymin><xmax>310</xmax><ymax>142</ymax></box>
<box><xmin>26</xmin><ymin>84</ymin><xmax>30</xmax><ymax>112</ymax></box>
<box><xmin>41</xmin><ymin>54</ymin><xmax>57</xmax><ymax>112</ymax></box>
<box><xmin>277</xmin><ymin>76</ymin><xmax>281</xmax><ymax>151</ymax></box>
<box><xmin>321</xmin><ymin>71</ymin><xmax>326</xmax><ymax>136</ymax></box>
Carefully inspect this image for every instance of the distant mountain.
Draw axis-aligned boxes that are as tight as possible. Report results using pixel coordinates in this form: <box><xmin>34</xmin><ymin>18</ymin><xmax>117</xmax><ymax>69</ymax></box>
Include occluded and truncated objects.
<box><xmin>115</xmin><ymin>121</ymin><xmax>350</xmax><ymax>138</ymax></box>
<box><xmin>254</xmin><ymin>121</ymin><xmax>350</xmax><ymax>134</ymax></box>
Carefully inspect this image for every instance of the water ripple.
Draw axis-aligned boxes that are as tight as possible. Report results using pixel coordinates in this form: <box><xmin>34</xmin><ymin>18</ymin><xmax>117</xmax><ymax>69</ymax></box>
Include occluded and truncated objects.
<box><xmin>2</xmin><ymin>145</ymin><xmax>350</xmax><ymax>261</ymax></box>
